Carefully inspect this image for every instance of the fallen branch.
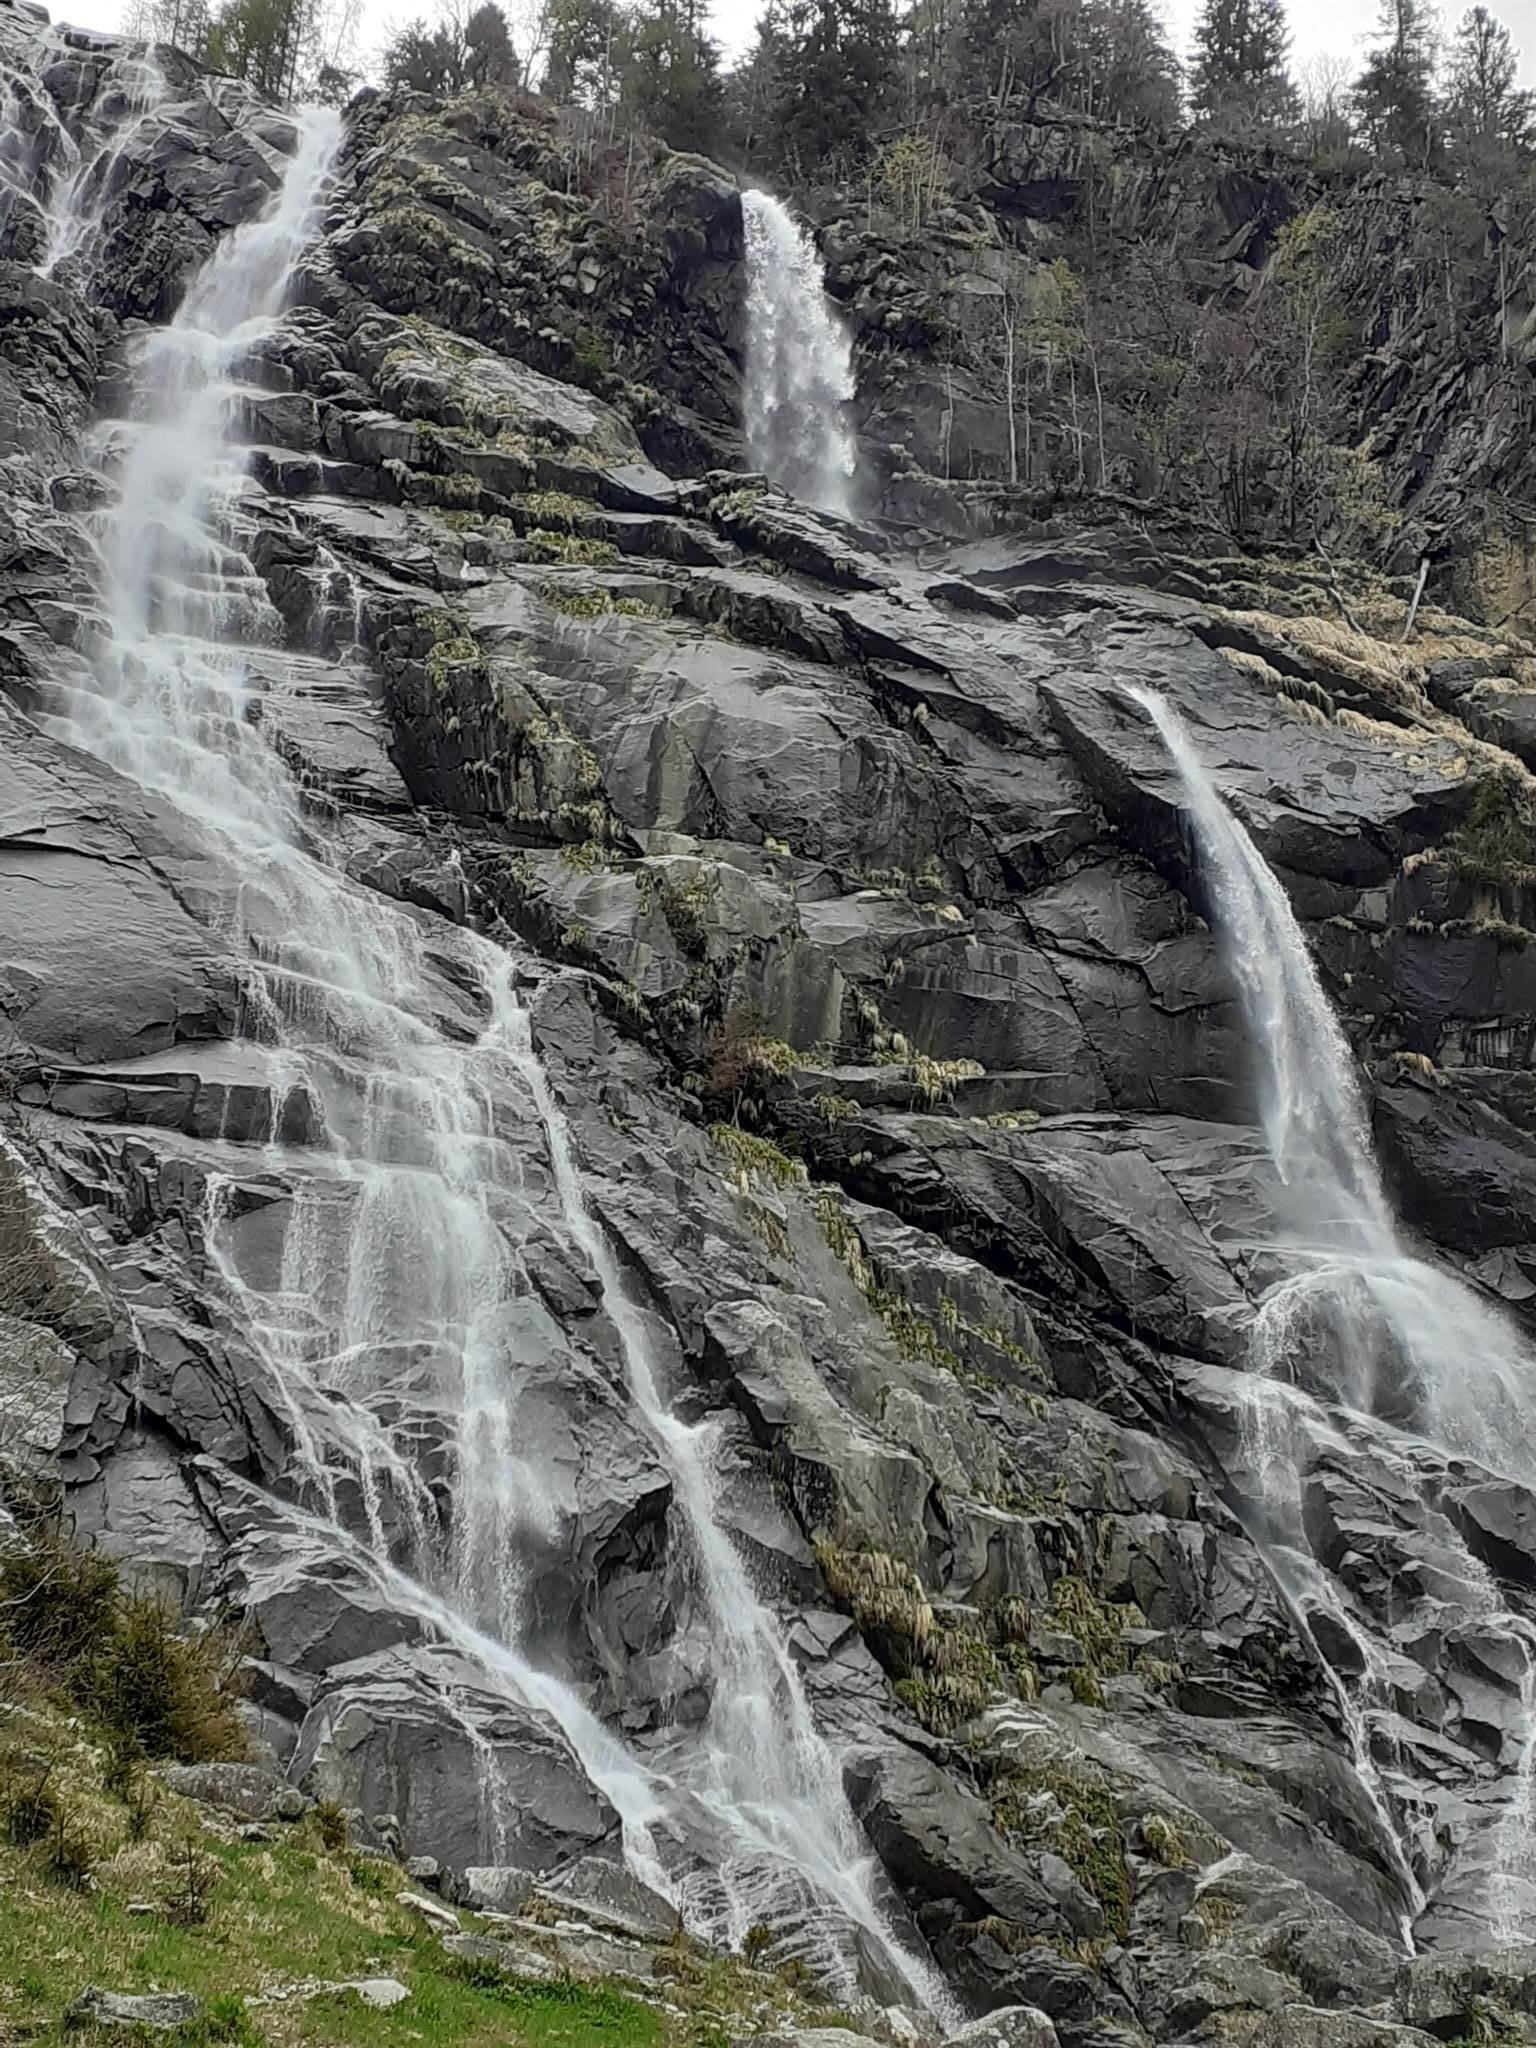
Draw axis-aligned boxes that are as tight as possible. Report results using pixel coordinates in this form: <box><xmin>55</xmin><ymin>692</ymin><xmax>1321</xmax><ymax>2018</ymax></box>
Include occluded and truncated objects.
<box><xmin>1400</xmin><ymin>556</ymin><xmax>1430</xmax><ymax>644</ymax></box>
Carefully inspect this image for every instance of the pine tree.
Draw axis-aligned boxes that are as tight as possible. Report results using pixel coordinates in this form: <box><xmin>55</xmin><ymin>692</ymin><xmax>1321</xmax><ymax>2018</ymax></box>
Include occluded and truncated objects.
<box><xmin>542</xmin><ymin>0</ymin><xmax>624</xmax><ymax>103</ymax></box>
<box><xmin>384</xmin><ymin>1</ymin><xmax>517</xmax><ymax>94</ymax></box>
<box><xmin>1189</xmin><ymin>0</ymin><xmax>1298</xmax><ymax>133</ymax></box>
<box><xmin>464</xmin><ymin>2</ymin><xmax>519</xmax><ymax>87</ymax></box>
<box><xmin>200</xmin><ymin>0</ymin><xmax>317</xmax><ymax>98</ymax></box>
<box><xmin>720</xmin><ymin>3</ymin><xmax>791</xmax><ymax>164</ymax></box>
<box><xmin>957</xmin><ymin>0</ymin><xmax>1087</xmax><ymax>117</ymax></box>
<box><xmin>1444</xmin><ymin>4</ymin><xmax>1535</xmax><ymax>158</ymax></box>
<box><xmin>768</xmin><ymin>0</ymin><xmax>902</xmax><ymax>175</ymax></box>
<box><xmin>1078</xmin><ymin>0</ymin><xmax>1181</xmax><ymax>129</ymax></box>
<box><xmin>621</xmin><ymin>0</ymin><xmax>723</xmax><ymax>151</ymax></box>
<box><xmin>1352</xmin><ymin>0</ymin><xmax>1437</xmax><ymax>164</ymax></box>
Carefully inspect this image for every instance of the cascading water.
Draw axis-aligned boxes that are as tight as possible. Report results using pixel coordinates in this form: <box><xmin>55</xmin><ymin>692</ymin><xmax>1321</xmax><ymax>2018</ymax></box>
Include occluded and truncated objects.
<box><xmin>1130</xmin><ymin>685</ymin><xmax>1536</xmax><ymax>1939</ymax></box>
<box><xmin>38</xmin><ymin>95</ymin><xmax>949</xmax><ymax>2017</ymax></box>
<box><xmin>0</xmin><ymin>18</ymin><xmax>168</xmax><ymax>280</ymax></box>
<box><xmin>740</xmin><ymin>189</ymin><xmax>858</xmax><ymax>519</ymax></box>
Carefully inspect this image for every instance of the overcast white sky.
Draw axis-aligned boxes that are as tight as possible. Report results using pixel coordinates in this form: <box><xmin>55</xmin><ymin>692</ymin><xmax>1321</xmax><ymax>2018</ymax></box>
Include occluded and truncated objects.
<box><xmin>48</xmin><ymin>0</ymin><xmax>1536</xmax><ymax>84</ymax></box>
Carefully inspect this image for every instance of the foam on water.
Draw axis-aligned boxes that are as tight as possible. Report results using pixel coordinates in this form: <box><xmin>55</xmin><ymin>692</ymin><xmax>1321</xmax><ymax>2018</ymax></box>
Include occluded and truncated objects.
<box><xmin>27</xmin><ymin>82</ymin><xmax>949</xmax><ymax>2017</ymax></box>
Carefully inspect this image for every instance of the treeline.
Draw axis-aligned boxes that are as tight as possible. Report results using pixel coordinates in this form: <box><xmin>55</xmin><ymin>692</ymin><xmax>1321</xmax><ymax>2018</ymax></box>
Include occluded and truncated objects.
<box><xmin>369</xmin><ymin>0</ymin><xmax>1532</xmax><ymax>185</ymax></box>
<box><xmin>122</xmin><ymin>0</ymin><xmax>1533</xmax><ymax>192</ymax></box>
<box><xmin>122</xmin><ymin>0</ymin><xmax>362</xmax><ymax>100</ymax></box>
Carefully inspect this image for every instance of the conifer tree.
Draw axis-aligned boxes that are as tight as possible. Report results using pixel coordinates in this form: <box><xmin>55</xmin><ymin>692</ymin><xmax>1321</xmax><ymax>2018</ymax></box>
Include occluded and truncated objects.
<box><xmin>1352</xmin><ymin>0</ymin><xmax>1437</xmax><ymax>164</ymax></box>
<box><xmin>541</xmin><ymin>0</ymin><xmax>623</xmax><ymax>102</ymax></box>
<box><xmin>622</xmin><ymin>0</ymin><xmax>723</xmax><ymax>151</ymax></box>
<box><xmin>957</xmin><ymin>0</ymin><xmax>1086</xmax><ymax>117</ymax></box>
<box><xmin>720</xmin><ymin>2</ymin><xmax>790</xmax><ymax>164</ymax></box>
<box><xmin>1444</xmin><ymin>4</ymin><xmax>1535</xmax><ymax>158</ymax></box>
<box><xmin>384</xmin><ymin>0</ymin><xmax>518</xmax><ymax>93</ymax></box>
<box><xmin>1079</xmin><ymin>0</ymin><xmax>1181</xmax><ymax>130</ymax></box>
<box><xmin>1189</xmin><ymin>0</ymin><xmax>1298</xmax><ymax>133</ymax></box>
<box><xmin>768</xmin><ymin>0</ymin><xmax>902</xmax><ymax>174</ymax></box>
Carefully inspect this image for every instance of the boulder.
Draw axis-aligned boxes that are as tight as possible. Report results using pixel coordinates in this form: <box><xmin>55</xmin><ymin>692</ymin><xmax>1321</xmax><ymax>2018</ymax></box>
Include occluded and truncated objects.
<box><xmin>161</xmin><ymin>1763</ymin><xmax>282</xmax><ymax>1819</ymax></box>
<box><xmin>529</xmin><ymin>1855</ymin><xmax>679</xmax><ymax>1942</ymax></box>
<box><xmin>65</xmin><ymin>1990</ymin><xmax>202</xmax><ymax>2031</ymax></box>
<box><xmin>942</xmin><ymin>2007</ymin><xmax>1060</xmax><ymax>2048</ymax></box>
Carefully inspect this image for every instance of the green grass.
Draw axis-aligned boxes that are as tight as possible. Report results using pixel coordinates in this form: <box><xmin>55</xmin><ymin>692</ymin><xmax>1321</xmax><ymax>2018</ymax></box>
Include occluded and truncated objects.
<box><xmin>0</xmin><ymin>1827</ymin><xmax>668</xmax><ymax>2047</ymax></box>
<box><xmin>0</xmin><ymin>1707</ymin><xmax>843</xmax><ymax>2048</ymax></box>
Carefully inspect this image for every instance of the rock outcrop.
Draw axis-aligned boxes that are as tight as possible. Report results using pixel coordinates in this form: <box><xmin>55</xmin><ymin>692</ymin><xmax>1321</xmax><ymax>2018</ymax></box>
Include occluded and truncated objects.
<box><xmin>5</xmin><ymin>7</ymin><xmax>1536</xmax><ymax>2044</ymax></box>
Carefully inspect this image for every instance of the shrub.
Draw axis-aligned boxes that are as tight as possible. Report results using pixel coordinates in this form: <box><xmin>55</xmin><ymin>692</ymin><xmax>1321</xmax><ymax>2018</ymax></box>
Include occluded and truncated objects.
<box><xmin>101</xmin><ymin>1731</ymin><xmax>143</xmax><ymax>1800</ymax></box>
<box><xmin>313</xmin><ymin>1800</ymin><xmax>350</xmax><ymax>1852</ymax></box>
<box><xmin>45</xmin><ymin>1797</ymin><xmax>95</xmax><ymax>1889</ymax></box>
<box><xmin>0</xmin><ymin>1524</ymin><xmax>247</xmax><ymax>1765</ymax></box>
<box><xmin>741</xmin><ymin>1922</ymin><xmax>774</xmax><ymax>1965</ymax></box>
<box><xmin>1452</xmin><ymin>773</ymin><xmax>1536</xmax><ymax>887</ymax></box>
<box><xmin>93</xmin><ymin>1595</ymin><xmax>247</xmax><ymax>1762</ymax></box>
<box><xmin>1</xmin><ymin>1758</ymin><xmax>57</xmax><ymax>1846</ymax></box>
<box><xmin>991</xmin><ymin>1760</ymin><xmax>1131</xmax><ymax>1939</ymax></box>
<box><xmin>0</xmin><ymin>1527</ymin><xmax>120</xmax><ymax>1675</ymax></box>
<box><xmin>164</xmin><ymin>1830</ymin><xmax>219</xmax><ymax>1927</ymax></box>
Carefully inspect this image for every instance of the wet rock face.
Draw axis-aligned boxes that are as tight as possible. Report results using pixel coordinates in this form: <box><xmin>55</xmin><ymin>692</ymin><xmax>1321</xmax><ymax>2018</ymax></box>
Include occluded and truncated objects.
<box><xmin>5</xmin><ymin>13</ymin><xmax>1536</xmax><ymax>2040</ymax></box>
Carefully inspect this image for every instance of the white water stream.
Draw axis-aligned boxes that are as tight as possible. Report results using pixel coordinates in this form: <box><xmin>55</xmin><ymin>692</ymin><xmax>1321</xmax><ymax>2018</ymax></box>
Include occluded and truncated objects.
<box><xmin>28</xmin><ymin>94</ymin><xmax>949</xmax><ymax>2015</ymax></box>
<box><xmin>740</xmin><ymin>190</ymin><xmax>858</xmax><ymax>519</ymax></box>
<box><xmin>1131</xmin><ymin>687</ymin><xmax>1536</xmax><ymax>1941</ymax></box>
<box><xmin>0</xmin><ymin>19</ymin><xmax>168</xmax><ymax>281</ymax></box>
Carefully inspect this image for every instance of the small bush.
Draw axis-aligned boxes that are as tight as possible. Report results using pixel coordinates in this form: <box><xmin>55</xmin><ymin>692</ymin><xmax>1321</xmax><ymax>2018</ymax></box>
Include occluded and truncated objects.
<box><xmin>572</xmin><ymin>329</ymin><xmax>612</xmax><ymax>387</ymax></box>
<box><xmin>102</xmin><ymin>1731</ymin><xmax>143</xmax><ymax>1800</ymax></box>
<box><xmin>104</xmin><ymin>1734</ymin><xmax>160</xmax><ymax>1841</ymax></box>
<box><xmin>348</xmin><ymin>1854</ymin><xmax>386</xmax><ymax>1894</ymax></box>
<box><xmin>313</xmin><ymin>1800</ymin><xmax>350</xmax><ymax>1852</ymax></box>
<box><xmin>164</xmin><ymin>1830</ymin><xmax>219</xmax><ymax>1927</ymax></box>
<box><xmin>93</xmin><ymin>1595</ymin><xmax>247</xmax><ymax>1762</ymax></box>
<box><xmin>45</xmin><ymin>1797</ymin><xmax>95</xmax><ymax>1890</ymax></box>
<box><xmin>2</xmin><ymin>1759</ymin><xmax>58</xmax><ymax>1846</ymax></box>
<box><xmin>741</xmin><ymin>1922</ymin><xmax>774</xmax><ymax>1964</ymax></box>
<box><xmin>1452</xmin><ymin>773</ymin><xmax>1536</xmax><ymax>887</ymax></box>
<box><xmin>0</xmin><ymin>1525</ymin><xmax>247</xmax><ymax>1766</ymax></box>
<box><xmin>0</xmin><ymin>1527</ymin><xmax>120</xmax><ymax>1675</ymax></box>
<box><xmin>124</xmin><ymin>1771</ymin><xmax>159</xmax><ymax>1843</ymax></box>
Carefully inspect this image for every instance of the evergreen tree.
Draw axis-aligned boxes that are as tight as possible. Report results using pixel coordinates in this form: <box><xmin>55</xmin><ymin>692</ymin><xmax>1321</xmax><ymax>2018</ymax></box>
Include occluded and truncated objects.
<box><xmin>123</xmin><ymin>0</ymin><xmax>213</xmax><ymax>47</ymax></box>
<box><xmin>542</xmin><ymin>0</ymin><xmax>624</xmax><ymax>103</ymax></box>
<box><xmin>384</xmin><ymin>17</ymin><xmax>464</xmax><ymax>90</ymax></box>
<box><xmin>720</xmin><ymin>3</ymin><xmax>791</xmax><ymax>164</ymax></box>
<box><xmin>201</xmin><ymin>0</ymin><xmax>316</xmax><ymax>98</ymax></box>
<box><xmin>1444</xmin><ymin>4</ymin><xmax>1535</xmax><ymax>158</ymax></box>
<box><xmin>1079</xmin><ymin>0</ymin><xmax>1181</xmax><ymax>129</ymax></box>
<box><xmin>956</xmin><ymin>0</ymin><xmax>1087</xmax><ymax>117</ymax></box>
<box><xmin>1189</xmin><ymin>0</ymin><xmax>1298</xmax><ymax>133</ymax></box>
<box><xmin>464</xmin><ymin>1</ymin><xmax>519</xmax><ymax>87</ymax></box>
<box><xmin>621</xmin><ymin>0</ymin><xmax>723</xmax><ymax>151</ymax></box>
<box><xmin>384</xmin><ymin>1</ymin><xmax>518</xmax><ymax>93</ymax></box>
<box><xmin>1353</xmin><ymin>0</ymin><xmax>1437</xmax><ymax>164</ymax></box>
<box><xmin>768</xmin><ymin>0</ymin><xmax>902</xmax><ymax>174</ymax></box>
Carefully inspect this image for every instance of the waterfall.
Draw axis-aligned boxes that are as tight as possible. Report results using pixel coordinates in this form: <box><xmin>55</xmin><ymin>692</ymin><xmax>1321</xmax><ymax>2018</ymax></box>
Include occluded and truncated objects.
<box><xmin>0</xmin><ymin>19</ymin><xmax>168</xmax><ymax>280</ymax></box>
<box><xmin>740</xmin><ymin>189</ymin><xmax>858</xmax><ymax>519</ymax></box>
<box><xmin>37</xmin><ymin>97</ymin><xmax>949</xmax><ymax>2017</ymax></box>
<box><xmin>1131</xmin><ymin>686</ymin><xmax>1536</xmax><ymax>1940</ymax></box>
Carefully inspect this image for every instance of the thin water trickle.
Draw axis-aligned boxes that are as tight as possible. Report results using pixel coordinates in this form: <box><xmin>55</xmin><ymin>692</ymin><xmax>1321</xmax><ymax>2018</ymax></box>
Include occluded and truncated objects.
<box><xmin>1130</xmin><ymin>685</ymin><xmax>1536</xmax><ymax>1941</ymax></box>
<box><xmin>740</xmin><ymin>189</ymin><xmax>858</xmax><ymax>518</ymax></box>
<box><xmin>0</xmin><ymin>18</ymin><xmax>169</xmax><ymax>281</ymax></box>
<box><xmin>34</xmin><ymin>89</ymin><xmax>948</xmax><ymax>2016</ymax></box>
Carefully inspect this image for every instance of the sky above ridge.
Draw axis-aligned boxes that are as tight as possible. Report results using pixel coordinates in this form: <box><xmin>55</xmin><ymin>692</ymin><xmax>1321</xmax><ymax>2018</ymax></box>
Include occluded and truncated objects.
<box><xmin>49</xmin><ymin>0</ymin><xmax>1536</xmax><ymax>93</ymax></box>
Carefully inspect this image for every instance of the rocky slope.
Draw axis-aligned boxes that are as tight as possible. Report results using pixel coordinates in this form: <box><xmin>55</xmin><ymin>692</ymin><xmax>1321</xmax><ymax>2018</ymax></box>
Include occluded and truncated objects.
<box><xmin>7</xmin><ymin>8</ymin><xmax>1536</xmax><ymax>2046</ymax></box>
